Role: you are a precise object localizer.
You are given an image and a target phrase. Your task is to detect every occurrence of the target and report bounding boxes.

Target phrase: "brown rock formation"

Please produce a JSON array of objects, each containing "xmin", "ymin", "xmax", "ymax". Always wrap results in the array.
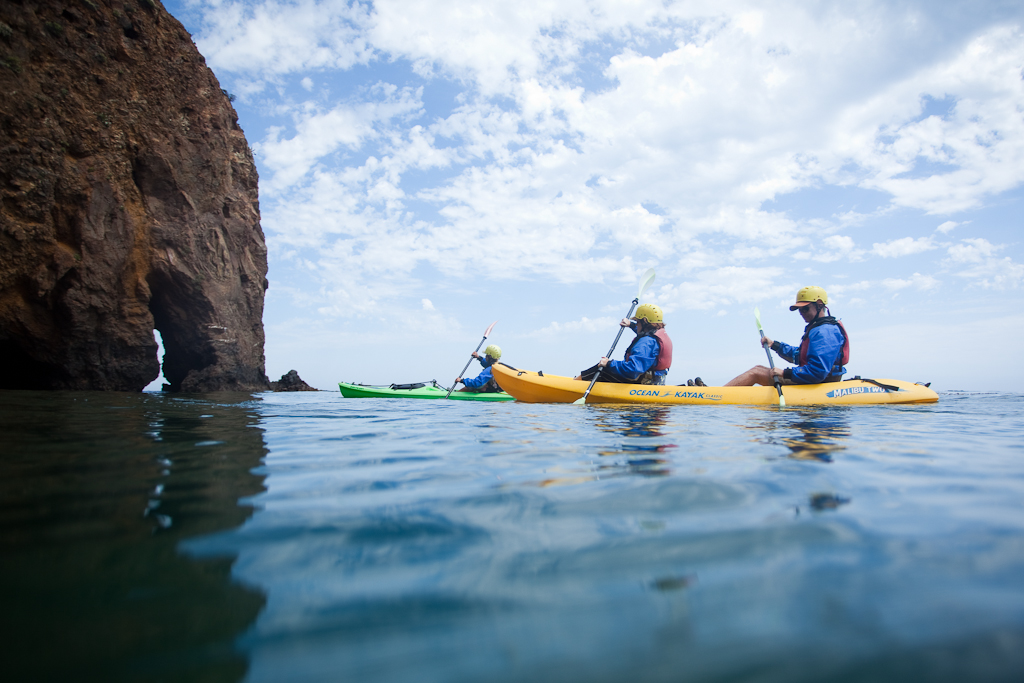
[
  {"xmin": 0, "ymin": 0, "xmax": 269, "ymax": 391},
  {"xmin": 270, "ymin": 370, "xmax": 318, "ymax": 392}
]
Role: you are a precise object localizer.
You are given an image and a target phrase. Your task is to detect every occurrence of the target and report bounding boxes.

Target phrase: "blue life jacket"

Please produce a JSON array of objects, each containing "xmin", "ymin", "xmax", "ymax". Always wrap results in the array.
[
  {"xmin": 773, "ymin": 317, "xmax": 848, "ymax": 384},
  {"xmin": 463, "ymin": 355, "xmax": 497, "ymax": 389},
  {"xmin": 609, "ymin": 325, "xmax": 667, "ymax": 380}
]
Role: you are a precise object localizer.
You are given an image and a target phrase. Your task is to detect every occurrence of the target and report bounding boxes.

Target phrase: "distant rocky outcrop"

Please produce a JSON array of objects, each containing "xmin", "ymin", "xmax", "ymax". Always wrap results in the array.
[
  {"xmin": 270, "ymin": 370, "xmax": 317, "ymax": 392},
  {"xmin": 0, "ymin": 0, "xmax": 269, "ymax": 391}
]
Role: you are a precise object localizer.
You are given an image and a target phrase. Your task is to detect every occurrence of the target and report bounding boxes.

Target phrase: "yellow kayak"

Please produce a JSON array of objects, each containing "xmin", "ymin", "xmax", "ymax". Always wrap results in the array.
[{"xmin": 492, "ymin": 364, "xmax": 938, "ymax": 406}]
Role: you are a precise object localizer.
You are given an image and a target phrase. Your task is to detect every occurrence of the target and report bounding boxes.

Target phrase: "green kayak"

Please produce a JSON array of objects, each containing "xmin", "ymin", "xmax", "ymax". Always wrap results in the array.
[{"xmin": 338, "ymin": 380, "xmax": 515, "ymax": 401}]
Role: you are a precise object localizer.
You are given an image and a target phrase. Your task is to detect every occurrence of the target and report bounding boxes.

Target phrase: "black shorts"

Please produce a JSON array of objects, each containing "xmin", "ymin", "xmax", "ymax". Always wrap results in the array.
[{"xmin": 579, "ymin": 364, "xmax": 639, "ymax": 384}]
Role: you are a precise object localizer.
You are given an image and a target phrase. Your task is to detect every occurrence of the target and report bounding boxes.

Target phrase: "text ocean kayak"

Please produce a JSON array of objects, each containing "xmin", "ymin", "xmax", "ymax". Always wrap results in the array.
[
  {"xmin": 492, "ymin": 364, "xmax": 938, "ymax": 406},
  {"xmin": 338, "ymin": 381, "xmax": 514, "ymax": 401}
]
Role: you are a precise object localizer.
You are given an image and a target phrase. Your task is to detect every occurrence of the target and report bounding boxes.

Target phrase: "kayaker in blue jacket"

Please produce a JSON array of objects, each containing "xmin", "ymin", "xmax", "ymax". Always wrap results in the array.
[
  {"xmin": 574, "ymin": 304, "xmax": 673, "ymax": 385},
  {"xmin": 456, "ymin": 345, "xmax": 503, "ymax": 393},
  {"xmin": 726, "ymin": 286, "xmax": 849, "ymax": 386}
]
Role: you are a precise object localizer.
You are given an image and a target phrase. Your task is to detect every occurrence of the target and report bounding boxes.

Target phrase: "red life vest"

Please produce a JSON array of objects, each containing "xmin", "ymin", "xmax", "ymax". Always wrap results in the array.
[
  {"xmin": 798, "ymin": 317, "xmax": 850, "ymax": 368},
  {"xmin": 625, "ymin": 328, "xmax": 673, "ymax": 371},
  {"xmin": 652, "ymin": 328, "xmax": 673, "ymax": 371}
]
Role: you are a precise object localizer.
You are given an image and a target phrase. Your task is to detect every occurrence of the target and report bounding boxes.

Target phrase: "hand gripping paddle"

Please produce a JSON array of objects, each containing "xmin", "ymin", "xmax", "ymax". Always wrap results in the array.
[
  {"xmin": 574, "ymin": 268, "xmax": 656, "ymax": 405},
  {"xmin": 754, "ymin": 307, "xmax": 785, "ymax": 407},
  {"xmin": 446, "ymin": 320, "xmax": 498, "ymax": 399}
]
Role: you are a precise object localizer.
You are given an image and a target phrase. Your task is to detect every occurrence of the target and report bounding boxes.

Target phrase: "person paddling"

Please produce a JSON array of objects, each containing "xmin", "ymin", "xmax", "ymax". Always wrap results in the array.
[
  {"xmin": 455, "ymin": 345, "xmax": 504, "ymax": 393},
  {"xmin": 725, "ymin": 286, "xmax": 849, "ymax": 387},
  {"xmin": 574, "ymin": 304, "xmax": 673, "ymax": 385}
]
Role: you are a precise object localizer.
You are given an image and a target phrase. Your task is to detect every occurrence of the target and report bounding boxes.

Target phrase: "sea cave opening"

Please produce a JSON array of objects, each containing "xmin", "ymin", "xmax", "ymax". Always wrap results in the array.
[{"xmin": 144, "ymin": 330, "xmax": 168, "ymax": 392}]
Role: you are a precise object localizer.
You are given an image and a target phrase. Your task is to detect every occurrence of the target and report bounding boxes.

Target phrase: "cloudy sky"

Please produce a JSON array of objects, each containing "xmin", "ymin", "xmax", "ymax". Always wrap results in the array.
[{"xmin": 159, "ymin": 0, "xmax": 1024, "ymax": 391}]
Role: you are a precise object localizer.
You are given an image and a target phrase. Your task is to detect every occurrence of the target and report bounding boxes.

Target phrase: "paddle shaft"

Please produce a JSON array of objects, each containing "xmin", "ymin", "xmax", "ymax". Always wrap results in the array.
[
  {"xmin": 579, "ymin": 298, "xmax": 639, "ymax": 403},
  {"xmin": 759, "ymin": 330, "xmax": 785, "ymax": 402},
  {"xmin": 445, "ymin": 336, "xmax": 490, "ymax": 399}
]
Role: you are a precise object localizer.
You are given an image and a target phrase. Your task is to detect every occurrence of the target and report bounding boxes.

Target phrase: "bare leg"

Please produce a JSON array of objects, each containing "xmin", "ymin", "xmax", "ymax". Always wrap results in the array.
[{"xmin": 724, "ymin": 365, "xmax": 775, "ymax": 387}]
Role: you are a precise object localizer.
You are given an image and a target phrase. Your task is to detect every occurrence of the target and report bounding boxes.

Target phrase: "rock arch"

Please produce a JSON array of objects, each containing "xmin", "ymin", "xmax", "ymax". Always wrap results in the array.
[{"xmin": 0, "ymin": 0, "xmax": 269, "ymax": 391}]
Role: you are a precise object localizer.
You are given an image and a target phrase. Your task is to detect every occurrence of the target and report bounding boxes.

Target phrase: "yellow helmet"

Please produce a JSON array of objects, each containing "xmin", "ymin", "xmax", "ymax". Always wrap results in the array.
[
  {"xmin": 484, "ymin": 344, "xmax": 502, "ymax": 360},
  {"xmin": 632, "ymin": 303, "xmax": 664, "ymax": 324},
  {"xmin": 790, "ymin": 286, "xmax": 828, "ymax": 311}
]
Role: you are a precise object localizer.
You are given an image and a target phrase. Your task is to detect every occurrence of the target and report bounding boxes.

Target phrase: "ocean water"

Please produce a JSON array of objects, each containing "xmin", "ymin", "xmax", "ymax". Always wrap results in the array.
[{"xmin": 2, "ymin": 390, "xmax": 1023, "ymax": 682}]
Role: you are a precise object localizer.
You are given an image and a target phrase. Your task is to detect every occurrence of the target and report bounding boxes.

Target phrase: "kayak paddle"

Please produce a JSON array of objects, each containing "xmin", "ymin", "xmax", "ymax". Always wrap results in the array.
[
  {"xmin": 574, "ymin": 268, "xmax": 656, "ymax": 405},
  {"xmin": 445, "ymin": 320, "xmax": 498, "ymax": 399},
  {"xmin": 754, "ymin": 307, "xmax": 786, "ymax": 407}
]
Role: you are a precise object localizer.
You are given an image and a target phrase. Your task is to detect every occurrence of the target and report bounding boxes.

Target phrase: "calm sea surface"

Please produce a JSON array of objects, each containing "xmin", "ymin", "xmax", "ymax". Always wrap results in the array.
[{"xmin": 2, "ymin": 390, "xmax": 1023, "ymax": 682}]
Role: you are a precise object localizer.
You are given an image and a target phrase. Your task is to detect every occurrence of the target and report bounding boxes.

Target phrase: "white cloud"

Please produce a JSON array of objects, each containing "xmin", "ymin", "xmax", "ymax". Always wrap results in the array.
[
  {"xmin": 881, "ymin": 273, "xmax": 941, "ymax": 292},
  {"xmin": 947, "ymin": 237, "xmax": 1000, "ymax": 264},
  {"xmin": 191, "ymin": 0, "xmax": 375, "ymax": 77},
  {"xmin": 831, "ymin": 26, "xmax": 1024, "ymax": 214},
  {"xmin": 814, "ymin": 235, "xmax": 861, "ymax": 263},
  {"xmin": 827, "ymin": 280, "xmax": 873, "ymax": 300},
  {"xmin": 660, "ymin": 266, "xmax": 791, "ymax": 311},
  {"xmin": 526, "ymin": 316, "xmax": 618, "ymax": 337},
  {"xmin": 185, "ymin": 0, "xmax": 1024, "ymax": 324},
  {"xmin": 421, "ymin": 298, "xmax": 435, "ymax": 310},
  {"xmin": 872, "ymin": 236, "xmax": 937, "ymax": 258},
  {"xmin": 255, "ymin": 84, "xmax": 426, "ymax": 193},
  {"xmin": 946, "ymin": 238, "xmax": 1024, "ymax": 289}
]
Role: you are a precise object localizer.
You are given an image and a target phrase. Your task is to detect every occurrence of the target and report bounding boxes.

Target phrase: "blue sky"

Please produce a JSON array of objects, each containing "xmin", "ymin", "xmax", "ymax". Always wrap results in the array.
[{"xmin": 154, "ymin": 0, "xmax": 1024, "ymax": 391}]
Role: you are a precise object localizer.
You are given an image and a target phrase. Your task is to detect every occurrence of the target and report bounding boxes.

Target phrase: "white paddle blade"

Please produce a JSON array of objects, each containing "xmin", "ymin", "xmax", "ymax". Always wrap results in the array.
[
  {"xmin": 638, "ymin": 268, "xmax": 656, "ymax": 299},
  {"xmin": 754, "ymin": 307, "xmax": 762, "ymax": 331},
  {"xmin": 484, "ymin": 320, "xmax": 498, "ymax": 338}
]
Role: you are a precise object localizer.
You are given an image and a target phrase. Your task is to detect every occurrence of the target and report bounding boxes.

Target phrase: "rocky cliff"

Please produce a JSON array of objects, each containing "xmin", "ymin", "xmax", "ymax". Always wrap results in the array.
[{"xmin": 0, "ymin": 0, "xmax": 269, "ymax": 391}]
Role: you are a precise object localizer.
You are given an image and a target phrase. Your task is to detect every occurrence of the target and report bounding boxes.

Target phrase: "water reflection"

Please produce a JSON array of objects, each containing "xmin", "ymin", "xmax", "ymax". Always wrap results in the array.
[
  {"xmin": 750, "ymin": 407, "xmax": 851, "ymax": 463},
  {"xmin": 0, "ymin": 391, "xmax": 267, "ymax": 682},
  {"xmin": 593, "ymin": 405, "xmax": 672, "ymax": 438},
  {"xmin": 651, "ymin": 574, "xmax": 697, "ymax": 592},
  {"xmin": 594, "ymin": 406, "xmax": 675, "ymax": 476},
  {"xmin": 808, "ymin": 492, "xmax": 851, "ymax": 511},
  {"xmin": 532, "ymin": 407, "xmax": 676, "ymax": 486}
]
